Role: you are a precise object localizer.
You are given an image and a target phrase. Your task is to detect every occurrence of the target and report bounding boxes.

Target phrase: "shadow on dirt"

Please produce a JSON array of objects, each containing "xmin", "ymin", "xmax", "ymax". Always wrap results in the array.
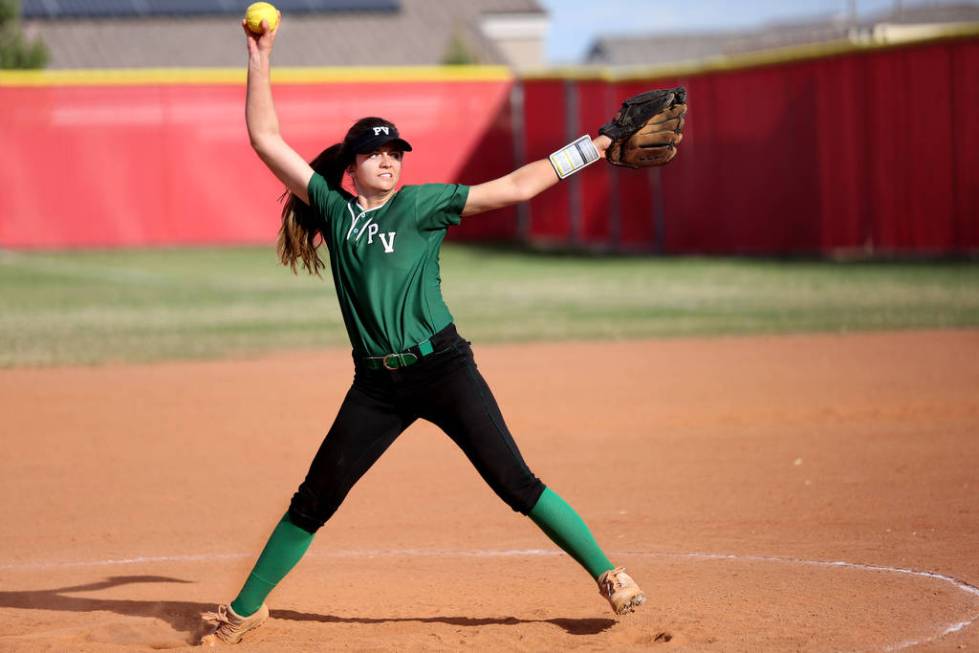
[
  {"xmin": 0, "ymin": 575, "xmax": 617, "ymax": 644},
  {"xmin": 273, "ymin": 608, "xmax": 617, "ymax": 635}
]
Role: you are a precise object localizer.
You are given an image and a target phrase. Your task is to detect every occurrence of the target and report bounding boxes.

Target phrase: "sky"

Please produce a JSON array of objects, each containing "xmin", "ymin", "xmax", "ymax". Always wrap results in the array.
[{"xmin": 536, "ymin": 0, "xmax": 967, "ymax": 63}]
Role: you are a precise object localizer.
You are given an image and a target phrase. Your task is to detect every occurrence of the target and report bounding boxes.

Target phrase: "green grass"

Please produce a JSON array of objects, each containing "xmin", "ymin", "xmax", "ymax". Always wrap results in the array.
[{"xmin": 1, "ymin": 245, "xmax": 977, "ymax": 367}]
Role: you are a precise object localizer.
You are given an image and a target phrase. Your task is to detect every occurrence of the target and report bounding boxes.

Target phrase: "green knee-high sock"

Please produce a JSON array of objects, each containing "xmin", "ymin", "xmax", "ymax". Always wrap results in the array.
[
  {"xmin": 230, "ymin": 513, "xmax": 314, "ymax": 617},
  {"xmin": 528, "ymin": 487, "xmax": 615, "ymax": 580}
]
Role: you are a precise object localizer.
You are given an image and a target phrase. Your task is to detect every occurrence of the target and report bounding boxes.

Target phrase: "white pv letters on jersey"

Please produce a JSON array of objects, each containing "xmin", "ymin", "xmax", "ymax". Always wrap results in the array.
[{"xmin": 345, "ymin": 205, "xmax": 396, "ymax": 253}]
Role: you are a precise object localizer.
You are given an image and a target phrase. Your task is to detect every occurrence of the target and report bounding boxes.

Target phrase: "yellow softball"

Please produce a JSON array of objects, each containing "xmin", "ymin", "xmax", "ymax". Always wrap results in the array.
[{"xmin": 245, "ymin": 2, "xmax": 280, "ymax": 34}]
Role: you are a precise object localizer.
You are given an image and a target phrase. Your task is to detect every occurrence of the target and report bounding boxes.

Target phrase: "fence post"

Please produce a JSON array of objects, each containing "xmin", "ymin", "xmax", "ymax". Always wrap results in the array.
[
  {"xmin": 607, "ymin": 81, "xmax": 622, "ymax": 253},
  {"xmin": 510, "ymin": 80, "xmax": 531, "ymax": 244},
  {"xmin": 564, "ymin": 78, "xmax": 582, "ymax": 247},
  {"xmin": 650, "ymin": 167, "xmax": 665, "ymax": 254}
]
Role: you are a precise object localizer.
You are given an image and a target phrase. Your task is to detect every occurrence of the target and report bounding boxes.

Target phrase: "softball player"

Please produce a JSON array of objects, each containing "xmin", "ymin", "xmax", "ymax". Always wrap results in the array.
[{"xmin": 200, "ymin": 15, "xmax": 645, "ymax": 645}]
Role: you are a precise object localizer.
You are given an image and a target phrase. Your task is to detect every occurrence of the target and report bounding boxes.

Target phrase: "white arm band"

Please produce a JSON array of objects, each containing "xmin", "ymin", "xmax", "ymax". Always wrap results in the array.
[{"xmin": 549, "ymin": 135, "xmax": 601, "ymax": 179}]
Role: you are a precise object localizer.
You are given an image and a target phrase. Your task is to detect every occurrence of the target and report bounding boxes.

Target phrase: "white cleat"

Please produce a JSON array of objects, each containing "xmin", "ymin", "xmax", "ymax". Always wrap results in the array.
[
  {"xmin": 597, "ymin": 567, "xmax": 646, "ymax": 615},
  {"xmin": 200, "ymin": 603, "xmax": 269, "ymax": 646}
]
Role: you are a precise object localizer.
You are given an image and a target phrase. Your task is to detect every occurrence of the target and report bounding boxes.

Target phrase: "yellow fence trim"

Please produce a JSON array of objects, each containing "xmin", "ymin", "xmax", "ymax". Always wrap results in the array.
[
  {"xmin": 0, "ymin": 65, "xmax": 513, "ymax": 87},
  {"xmin": 1, "ymin": 24, "xmax": 975, "ymax": 88},
  {"xmin": 521, "ymin": 23, "xmax": 979, "ymax": 82}
]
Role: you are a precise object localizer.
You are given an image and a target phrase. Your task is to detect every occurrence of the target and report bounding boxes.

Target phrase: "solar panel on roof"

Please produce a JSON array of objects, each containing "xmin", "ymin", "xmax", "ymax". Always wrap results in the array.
[{"xmin": 21, "ymin": 0, "xmax": 400, "ymax": 19}]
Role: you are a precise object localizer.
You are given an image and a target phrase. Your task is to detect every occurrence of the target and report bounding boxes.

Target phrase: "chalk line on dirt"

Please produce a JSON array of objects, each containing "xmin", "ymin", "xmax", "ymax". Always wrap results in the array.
[
  {"xmin": 1, "ymin": 548, "xmax": 976, "ymax": 652},
  {"xmin": 0, "ymin": 549, "xmax": 560, "ymax": 570},
  {"xmin": 636, "ymin": 551, "xmax": 979, "ymax": 652}
]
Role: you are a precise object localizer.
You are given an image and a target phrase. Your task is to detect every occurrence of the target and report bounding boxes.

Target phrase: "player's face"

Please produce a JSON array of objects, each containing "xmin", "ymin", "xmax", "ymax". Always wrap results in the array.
[{"xmin": 351, "ymin": 145, "xmax": 403, "ymax": 194}]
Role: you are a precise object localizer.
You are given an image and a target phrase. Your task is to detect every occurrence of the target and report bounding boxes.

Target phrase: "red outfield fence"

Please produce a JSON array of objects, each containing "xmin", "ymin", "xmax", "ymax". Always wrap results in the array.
[
  {"xmin": 1, "ymin": 31, "xmax": 977, "ymax": 254},
  {"xmin": 0, "ymin": 68, "xmax": 519, "ymax": 248},
  {"xmin": 519, "ymin": 32, "xmax": 979, "ymax": 254}
]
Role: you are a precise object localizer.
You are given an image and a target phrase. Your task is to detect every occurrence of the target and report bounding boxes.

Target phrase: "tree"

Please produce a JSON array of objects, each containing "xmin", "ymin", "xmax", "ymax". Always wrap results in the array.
[
  {"xmin": 441, "ymin": 27, "xmax": 478, "ymax": 66},
  {"xmin": 0, "ymin": 0, "xmax": 49, "ymax": 69}
]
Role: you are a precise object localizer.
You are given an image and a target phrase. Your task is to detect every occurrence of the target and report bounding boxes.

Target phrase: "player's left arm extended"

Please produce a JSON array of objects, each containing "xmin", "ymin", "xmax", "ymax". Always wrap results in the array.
[{"xmin": 461, "ymin": 135, "xmax": 612, "ymax": 218}]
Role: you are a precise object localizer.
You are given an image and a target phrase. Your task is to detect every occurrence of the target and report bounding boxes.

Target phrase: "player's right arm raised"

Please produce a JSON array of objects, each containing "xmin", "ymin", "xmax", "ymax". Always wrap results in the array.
[{"xmin": 243, "ymin": 16, "xmax": 314, "ymax": 205}]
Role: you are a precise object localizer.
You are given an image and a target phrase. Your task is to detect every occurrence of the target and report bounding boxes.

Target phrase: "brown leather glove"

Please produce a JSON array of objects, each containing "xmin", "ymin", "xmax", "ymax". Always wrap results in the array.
[{"xmin": 600, "ymin": 87, "xmax": 687, "ymax": 168}]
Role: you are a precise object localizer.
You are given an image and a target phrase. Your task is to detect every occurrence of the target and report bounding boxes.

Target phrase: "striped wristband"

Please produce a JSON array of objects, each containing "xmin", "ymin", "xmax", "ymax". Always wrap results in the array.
[{"xmin": 549, "ymin": 135, "xmax": 601, "ymax": 179}]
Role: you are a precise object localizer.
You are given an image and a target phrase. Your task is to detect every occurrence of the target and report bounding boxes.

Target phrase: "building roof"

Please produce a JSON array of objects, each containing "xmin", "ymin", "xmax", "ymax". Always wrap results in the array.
[
  {"xmin": 21, "ymin": 0, "xmax": 400, "ymax": 20},
  {"xmin": 585, "ymin": 2, "xmax": 979, "ymax": 67},
  {"xmin": 22, "ymin": 0, "xmax": 545, "ymax": 68},
  {"xmin": 587, "ymin": 32, "xmax": 736, "ymax": 67},
  {"xmin": 883, "ymin": 2, "xmax": 979, "ymax": 23}
]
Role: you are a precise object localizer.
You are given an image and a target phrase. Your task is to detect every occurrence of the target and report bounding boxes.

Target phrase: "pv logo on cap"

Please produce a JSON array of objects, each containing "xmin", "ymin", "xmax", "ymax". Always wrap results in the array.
[{"xmin": 373, "ymin": 127, "xmax": 390, "ymax": 136}]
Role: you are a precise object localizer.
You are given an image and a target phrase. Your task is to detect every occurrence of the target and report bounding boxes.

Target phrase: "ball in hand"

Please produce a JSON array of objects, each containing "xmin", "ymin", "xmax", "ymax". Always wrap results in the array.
[{"xmin": 245, "ymin": 2, "xmax": 279, "ymax": 34}]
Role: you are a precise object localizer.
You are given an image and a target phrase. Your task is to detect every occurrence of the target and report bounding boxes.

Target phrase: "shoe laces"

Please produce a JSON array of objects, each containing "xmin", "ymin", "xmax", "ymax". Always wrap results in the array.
[
  {"xmin": 202, "ymin": 604, "xmax": 240, "ymax": 633},
  {"xmin": 600, "ymin": 567, "xmax": 627, "ymax": 596}
]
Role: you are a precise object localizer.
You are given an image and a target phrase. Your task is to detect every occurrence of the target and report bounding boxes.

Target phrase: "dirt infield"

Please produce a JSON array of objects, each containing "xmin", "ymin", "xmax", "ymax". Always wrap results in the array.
[{"xmin": 1, "ymin": 330, "xmax": 977, "ymax": 652}]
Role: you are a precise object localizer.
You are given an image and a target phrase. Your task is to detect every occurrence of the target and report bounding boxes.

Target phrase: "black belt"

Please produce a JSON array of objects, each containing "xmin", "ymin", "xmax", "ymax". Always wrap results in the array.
[{"xmin": 362, "ymin": 324, "xmax": 458, "ymax": 370}]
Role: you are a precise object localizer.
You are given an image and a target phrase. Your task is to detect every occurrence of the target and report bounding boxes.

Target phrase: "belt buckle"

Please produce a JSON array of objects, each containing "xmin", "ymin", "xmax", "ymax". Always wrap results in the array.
[
  {"xmin": 382, "ymin": 352, "xmax": 418, "ymax": 370},
  {"xmin": 382, "ymin": 354, "xmax": 400, "ymax": 370}
]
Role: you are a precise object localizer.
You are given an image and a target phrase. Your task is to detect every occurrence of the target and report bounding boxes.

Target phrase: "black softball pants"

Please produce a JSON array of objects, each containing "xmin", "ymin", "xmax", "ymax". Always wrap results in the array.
[{"xmin": 287, "ymin": 324, "xmax": 546, "ymax": 534}]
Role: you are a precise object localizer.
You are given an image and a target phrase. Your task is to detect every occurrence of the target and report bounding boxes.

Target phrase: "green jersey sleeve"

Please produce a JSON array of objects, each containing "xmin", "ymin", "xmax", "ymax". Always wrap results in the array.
[
  {"xmin": 414, "ymin": 183, "xmax": 470, "ymax": 231},
  {"xmin": 306, "ymin": 172, "xmax": 351, "ymax": 220}
]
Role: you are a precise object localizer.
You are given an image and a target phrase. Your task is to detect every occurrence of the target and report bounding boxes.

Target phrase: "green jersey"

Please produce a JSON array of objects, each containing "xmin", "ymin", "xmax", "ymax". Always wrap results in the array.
[{"xmin": 306, "ymin": 172, "xmax": 470, "ymax": 357}]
